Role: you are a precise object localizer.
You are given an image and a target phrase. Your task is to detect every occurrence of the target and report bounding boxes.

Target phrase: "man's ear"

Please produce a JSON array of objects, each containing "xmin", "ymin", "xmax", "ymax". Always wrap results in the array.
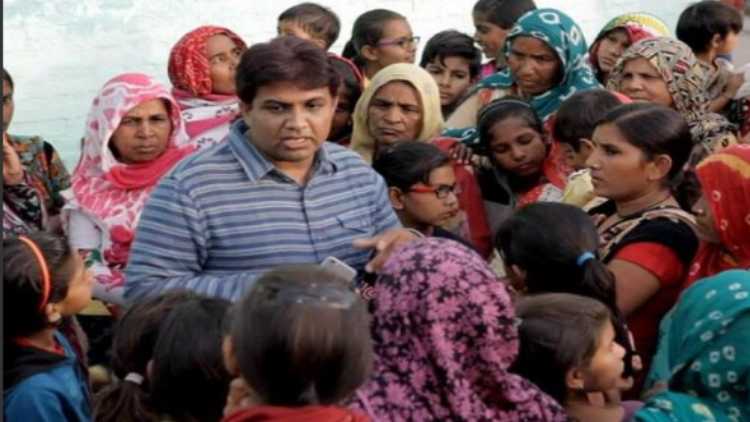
[
  {"xmin": 239, "ymin": 101, "xmax": 252, "ymax": 115},
  {"xmin": 388, "ymin": 187, "xmax": 406, "ymax": 210}
]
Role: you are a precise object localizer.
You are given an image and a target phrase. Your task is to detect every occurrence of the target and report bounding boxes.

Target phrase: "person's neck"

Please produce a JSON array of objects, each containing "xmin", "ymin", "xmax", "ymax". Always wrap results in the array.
[
  {"xmin": 614, "ymin": 187, "xmax": 672, "ymax": 217},
  {"xmin": 397, "ymin": 213, "xmax": 433, "ymax": 235},
  {"xmin": 696, "ymin": 50, "xmax": 718, "ymax": 69},
  {"xmin": 19, "ymin": 328, "xmax": 58, "ymax": 353},
  {"xmin": 364, "ymin": 63, "xmax": 382, "ymax": 80},
  {"xmin": 273, "ymin": 158, "xmax": 316, "ymax": 186},
  {"xmin": 565, "ymin": 395, "xmax": 624, "ymax": 422}
]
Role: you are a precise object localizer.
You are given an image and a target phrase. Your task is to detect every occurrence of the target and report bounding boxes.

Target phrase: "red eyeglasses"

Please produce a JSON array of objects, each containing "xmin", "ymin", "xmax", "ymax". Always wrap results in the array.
[{"xmin": 409, "ymin": 183, "xmax": 460, "ymax": 199}]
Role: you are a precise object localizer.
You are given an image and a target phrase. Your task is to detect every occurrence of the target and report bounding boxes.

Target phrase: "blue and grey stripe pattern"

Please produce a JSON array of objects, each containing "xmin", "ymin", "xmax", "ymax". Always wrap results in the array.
[{"xmin": 124, "ymin": 120, "xmax": 399, "ymax": 302}]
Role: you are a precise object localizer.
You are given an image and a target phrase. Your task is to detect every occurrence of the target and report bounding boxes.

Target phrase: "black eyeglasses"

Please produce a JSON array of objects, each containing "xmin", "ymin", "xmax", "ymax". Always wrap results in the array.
[
  {"xmin": 376, "ymin": 36, "xmax": 421, "ymax": 49},
  {"xmin": 409, "ymin": 183, "xmax": 460, "ymax": 199}
]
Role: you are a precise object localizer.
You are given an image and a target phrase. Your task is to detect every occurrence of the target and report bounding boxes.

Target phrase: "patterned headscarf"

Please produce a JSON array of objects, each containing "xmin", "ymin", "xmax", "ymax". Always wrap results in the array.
[
  {"xmin": 686, "ymin": 145, "xmax": 750, "ymax": 286},
  {"xmin": 589, "ymin": 12, "xmax": 670, "ymax": 82},
  {"xmin": 607, "ymin": 37, "xmax": 737, "ymax": 162},
  {"xmin": 353, "ymin": 238, "xmax": 567, "ymax": 421},
  {"xmin": 475, "ymin": 8, "xmax": 600, "ymax": 121},
  {"xmin": 637, "ymin": 270, "xmax": 750, "ymax": 422},
  {"xmin": 350, "ymin": 63, "xmax": 444, "ymax": 164},
  {"xmin": 64, "ymin": 73, "xmax": 195, "ymax": 279},
  {"xmin": 168, "ymin": 25, "xmax": 247, "ymax": 97}
]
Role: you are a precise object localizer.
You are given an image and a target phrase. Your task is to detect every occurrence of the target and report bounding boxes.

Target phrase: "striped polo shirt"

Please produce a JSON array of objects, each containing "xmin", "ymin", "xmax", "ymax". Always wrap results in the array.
[{"xmin": 124, "ymin": 120, "xmax": 399, "ymax": 302}]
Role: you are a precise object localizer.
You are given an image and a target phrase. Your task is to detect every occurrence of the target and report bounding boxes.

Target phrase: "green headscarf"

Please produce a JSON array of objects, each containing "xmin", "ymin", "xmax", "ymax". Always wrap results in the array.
[
  {"xmin": 636, "ymin": 270, "xmax": 750, "ymax": 422},
  {"xmin": 443, "ymin": 8, "xmax": 600, "ymax": 144},
  {"xmin": 475, "ymin": 8, "xmax": 599, "ymax": 120}
]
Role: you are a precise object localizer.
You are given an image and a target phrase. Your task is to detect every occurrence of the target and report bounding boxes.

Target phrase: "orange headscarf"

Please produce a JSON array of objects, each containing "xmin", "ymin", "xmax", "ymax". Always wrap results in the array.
[{"xmin": 686, "ymin": 145, "xmax": 750, "ymax": 285}]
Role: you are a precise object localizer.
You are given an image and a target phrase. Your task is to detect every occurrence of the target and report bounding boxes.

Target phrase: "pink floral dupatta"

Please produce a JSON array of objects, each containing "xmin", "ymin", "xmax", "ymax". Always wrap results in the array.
[
  {"xmin": 352, "ymin": 238, "xmax": 567, "ymax": 421},
  {"xmin": 65, "ymin": 73, "xmax": 195, "ymax": 287}
]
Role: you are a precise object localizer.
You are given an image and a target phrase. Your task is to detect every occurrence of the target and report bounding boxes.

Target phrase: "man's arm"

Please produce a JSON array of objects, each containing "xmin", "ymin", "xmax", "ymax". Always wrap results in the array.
[{"xmin": 124, "ymin": 175, "xmax": 259, "ymax": 302}]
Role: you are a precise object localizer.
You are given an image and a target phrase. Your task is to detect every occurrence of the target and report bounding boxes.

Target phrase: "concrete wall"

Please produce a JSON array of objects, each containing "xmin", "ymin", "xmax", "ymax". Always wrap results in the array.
[{"xmin": 3, "ymin": 0, "xmax": 694, "ymax": 167}]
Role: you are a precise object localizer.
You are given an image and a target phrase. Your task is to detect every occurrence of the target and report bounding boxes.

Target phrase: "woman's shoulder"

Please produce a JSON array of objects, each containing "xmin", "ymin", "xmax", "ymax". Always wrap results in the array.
[{"xmin": 622, "ymin": 213, "xmax": 699, "ymax": 264}]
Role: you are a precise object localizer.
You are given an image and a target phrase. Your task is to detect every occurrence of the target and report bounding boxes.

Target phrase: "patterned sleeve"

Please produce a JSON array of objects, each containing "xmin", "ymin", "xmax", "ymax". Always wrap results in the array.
[
  {"xmin": 3, "ymin": 180, "xmax": 44, "ymax": 231},
  {"xmin": 42, "ymin": 141, "xmax": 72, "ymax": 214}
]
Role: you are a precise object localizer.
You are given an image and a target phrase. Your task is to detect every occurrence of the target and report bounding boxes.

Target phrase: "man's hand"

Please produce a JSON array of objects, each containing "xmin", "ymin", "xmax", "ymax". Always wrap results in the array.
[
  {"xmin": 353, "ymin": 228, "xmax": 420, "ymax": 272},
  {"xmin": 3, "ymin": 137, "xmax": 23, "ymax": 185}
]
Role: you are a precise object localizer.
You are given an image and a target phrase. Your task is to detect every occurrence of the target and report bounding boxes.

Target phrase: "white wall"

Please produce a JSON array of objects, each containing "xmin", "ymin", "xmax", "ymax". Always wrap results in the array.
[{"xmin": 3, "ymin": 0, "xmax": 694, "ymax": 167}]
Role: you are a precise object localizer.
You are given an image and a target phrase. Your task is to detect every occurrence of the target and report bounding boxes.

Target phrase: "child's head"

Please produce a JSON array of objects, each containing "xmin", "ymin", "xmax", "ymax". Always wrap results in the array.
[
  {"xmin": 277, "ymin": 3, "xmax": 340, "ymax": 50},
  {"xmin": 676, "ymin": 0, "xmax": 743, "ymax": 56},
  {"xmin": 328, "ymin": 55, "xmax": 364, "ymax": 143},
  {"xmin": 511, "ymin": 293, "xmax": 626, "ymax": 404},
  {"xmin": 472, "ymin": 0, "xmax": 537, "ymax": 60},
  {"xmin": 420, "ymin": 30, "xmax": 481, "ymax": 113},
  {"xmin": 553, "ymin": 89, "xmax": 624, "ymax": 170},
  {"xmin": 348, "ymin": 9, "xmax": 416, "ymax": 75},
  {"xmin": 373, "ymin": 141, "xmax": 460, "ymax": 232},
  {"xmin": 478, "ymin": 98, "xmax": 548, "ymax": 178},
  {"xmin": 149, "ymin": 296, "xmax": 232, "ymax": 422},
  {"xmin": 229, "ymin": 265, "xmax": 371, "ymax": 406},
  {"xmin": 496, "ymin": 202, "xmax": 615, "ymax": 305},
  {"xmin": 3, "ymin": 233, "xmax": 92, "ymax": 338},
  {"xmin": 93, "ymin": 291, "xmax": 195, "ymax": 422}
]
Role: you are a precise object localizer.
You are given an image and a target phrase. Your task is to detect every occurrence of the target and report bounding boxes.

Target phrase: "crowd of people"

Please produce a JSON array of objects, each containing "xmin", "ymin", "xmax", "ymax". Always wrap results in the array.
[{"xmin": 3, "ymin": 0, "xmax": 750, "ymax": 421}]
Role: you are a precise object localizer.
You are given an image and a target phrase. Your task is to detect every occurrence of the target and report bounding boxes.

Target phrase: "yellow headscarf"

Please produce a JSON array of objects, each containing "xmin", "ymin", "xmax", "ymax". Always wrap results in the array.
[{"xmin": 350, "ymin": 63, "xmax": 444, "ymax": 164}]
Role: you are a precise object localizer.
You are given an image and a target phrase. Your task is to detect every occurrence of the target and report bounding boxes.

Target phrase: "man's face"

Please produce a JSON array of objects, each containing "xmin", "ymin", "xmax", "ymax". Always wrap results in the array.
[{"xmin": 241, "ymin": 81, "xmax": 336, "ymax": 169}]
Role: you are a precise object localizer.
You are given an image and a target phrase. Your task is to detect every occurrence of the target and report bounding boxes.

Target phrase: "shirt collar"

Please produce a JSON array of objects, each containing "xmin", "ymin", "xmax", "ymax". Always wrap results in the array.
[{"xmin": 228, "ymin": 120, "xmax": 338, "ymax": 183}]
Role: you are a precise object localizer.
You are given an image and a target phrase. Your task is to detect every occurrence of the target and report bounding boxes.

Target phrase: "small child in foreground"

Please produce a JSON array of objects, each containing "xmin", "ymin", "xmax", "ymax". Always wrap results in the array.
[{"xmin": 4, "ymin": 233, "xmax": 94, "ymax": 422}]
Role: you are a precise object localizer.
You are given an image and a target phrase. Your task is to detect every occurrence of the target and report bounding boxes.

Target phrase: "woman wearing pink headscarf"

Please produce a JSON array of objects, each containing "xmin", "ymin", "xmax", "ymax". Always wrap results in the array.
[
  {"xmin": 352, "ymin": 237, "xmax": 567, "ymax": 421},
  {"xmin": 168, "ymin": 26, "xmax": 248, "ymax": 148},
  {"xmin": 63, "ymin": 73, "xmax": 195, "ymax": 304}
]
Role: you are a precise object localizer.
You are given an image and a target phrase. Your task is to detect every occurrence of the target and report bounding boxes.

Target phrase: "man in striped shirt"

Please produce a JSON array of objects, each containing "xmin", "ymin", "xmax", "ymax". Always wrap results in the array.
[{"xmin": 124, "ymin": 37, "xmax": 415, "ymax": 302}]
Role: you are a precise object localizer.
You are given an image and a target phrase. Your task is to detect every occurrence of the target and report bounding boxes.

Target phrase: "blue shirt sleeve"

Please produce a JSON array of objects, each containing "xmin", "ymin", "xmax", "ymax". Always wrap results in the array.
[
  {"xmin": 5, "ymin": 386, "xmax": 84, "ymax": 422},
  {"xmin": 369, "ymin": 171, "xmax": 401, "ymax": 235},
  {"xmin": 124, "ymin": 174, "xmax": 259, "ymax": 302}
]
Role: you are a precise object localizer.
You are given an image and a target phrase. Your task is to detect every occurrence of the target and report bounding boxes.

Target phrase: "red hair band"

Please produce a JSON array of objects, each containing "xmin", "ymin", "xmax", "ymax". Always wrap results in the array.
[{"xmin": 17, "ymin": 236, "xmax": 52, "ymax": 311}]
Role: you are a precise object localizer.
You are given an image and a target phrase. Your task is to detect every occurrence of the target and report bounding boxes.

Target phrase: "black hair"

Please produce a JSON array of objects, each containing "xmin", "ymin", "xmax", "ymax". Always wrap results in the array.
[
  {"xmin": 477, "ymin": 97, "xmax": 543, "ymax": 154},
  {"xmin": 344, "ymin": 9, "xmax": 407, "ymax": 68},
  {"xmin": 511, "ymin": 293, "xmax": 612, "ymax": 404},
  {"xmin": 278, "ymin": 2, "xmax": 341, "ymax": 49},
  {"xmin": 473, "ymin": 0, "xmax": 537, "ymax": 29},
  {"xmin": 373, "ymin": 141, "xmax": 452, "ymax": 191},
  {"xmin": 596, "ymin": 103, "xmax": 693, "ymax": 207},
  {"xmin": 328, "ymin": 56, "xmax": 363, "ymax": 142},
  {"xmin": 676, "ymin": 0, "xmax": 743, "ymax": 54},
  {"xmin": 496, "ymin": 202, "xmax": 635, "ymax": 376},
  {"xmin": 330, "ymin": 56, "xmax": 363, "ymax": 110},
  {"xmin": 93, "ymin": 291, "xmax": 197, "ymax": 422},
  {"xmin": 2, "ymin": 67, "xmax": 13, "ymax": 90},
  {"xmin": 149, "ymin": 296, "xmax": 233, "ymax": 422},
  {"xmin": 232, "ymin": 265, "xmax": 372, "ymax": 406},
  {"xmin": 3, "ymin": 233, "xmax": 77, "ymax": 338},
  {"xmin": 553, "ymin": 89, "xmax": 623, "ymax": 151},
  {"xmin": 236, "ymin": 36, "xmax": 339, "ymax": 105},
  {"xmin": 420, "ymin": 30, "xmax": 482, "ymax": 79}
]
